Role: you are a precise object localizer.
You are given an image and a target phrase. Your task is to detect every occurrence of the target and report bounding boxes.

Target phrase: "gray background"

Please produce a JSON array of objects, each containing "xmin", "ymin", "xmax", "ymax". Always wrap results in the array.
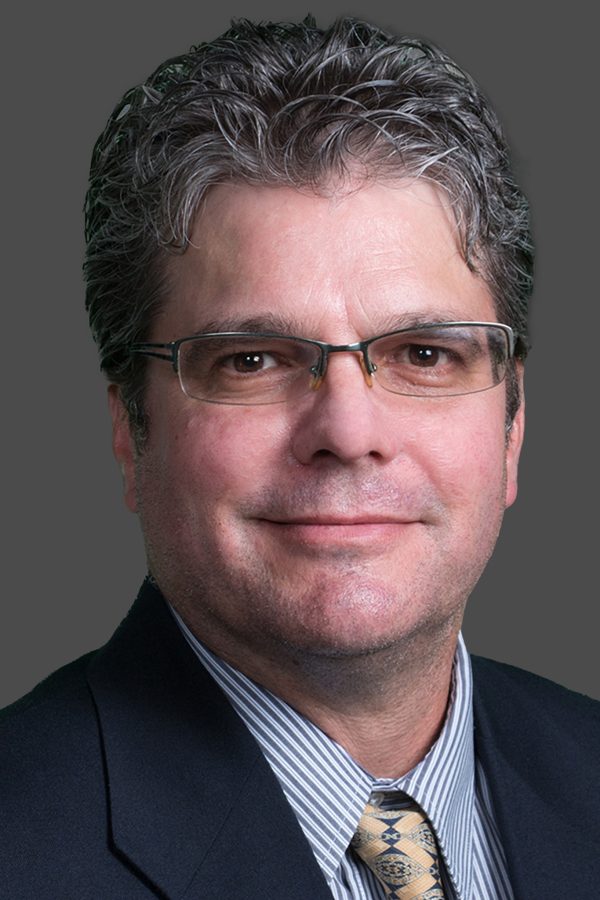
[{"xmin": 3, "ymin": 1, "xmax": 598, "ymax": 708}]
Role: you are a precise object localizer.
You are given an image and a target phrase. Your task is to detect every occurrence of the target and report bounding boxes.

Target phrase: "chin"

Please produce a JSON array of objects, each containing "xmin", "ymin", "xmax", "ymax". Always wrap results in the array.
[{"xmin": 269, "ymin": 582, "xmax": 458, "ymax": 661}]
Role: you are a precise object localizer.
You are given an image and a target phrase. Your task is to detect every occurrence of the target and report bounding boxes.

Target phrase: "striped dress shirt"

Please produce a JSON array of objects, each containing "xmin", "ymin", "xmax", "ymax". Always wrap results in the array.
[{"xmin": 172, "ymin": 609, "xmax": 513, "ymax": 899}]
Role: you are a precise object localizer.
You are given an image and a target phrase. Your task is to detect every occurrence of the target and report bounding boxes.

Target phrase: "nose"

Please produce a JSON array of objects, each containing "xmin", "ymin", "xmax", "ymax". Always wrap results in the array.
[{"xmin": 291, "ymin": 351, "xmax": 398, "ymax": 465}]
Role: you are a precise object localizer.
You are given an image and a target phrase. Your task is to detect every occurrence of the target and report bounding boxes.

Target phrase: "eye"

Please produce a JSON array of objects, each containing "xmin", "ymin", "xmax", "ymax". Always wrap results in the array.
[
  {"xmin": 227, "ymin": 351, "xmax": 278, "ymax": 374},
  {"xmin": 408, "ymin": 345, "xmax": 445, "ymax": 367}
]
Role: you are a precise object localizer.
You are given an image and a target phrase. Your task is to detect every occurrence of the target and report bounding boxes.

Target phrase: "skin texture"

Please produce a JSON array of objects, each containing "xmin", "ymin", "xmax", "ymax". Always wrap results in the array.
[{"xmin": 110, "ymin": 180, "xmax": 525, "ymax": 776}]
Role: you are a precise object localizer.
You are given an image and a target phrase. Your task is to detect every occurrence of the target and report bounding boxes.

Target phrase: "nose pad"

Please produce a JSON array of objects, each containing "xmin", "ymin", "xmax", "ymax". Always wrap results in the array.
[
  {"xmin": 310, "ymin": 349, "xmax": 374, "ymax": 391},
  {"xmin": 358, "ymin": 352, "xmax": 374, "ymax": 388}
]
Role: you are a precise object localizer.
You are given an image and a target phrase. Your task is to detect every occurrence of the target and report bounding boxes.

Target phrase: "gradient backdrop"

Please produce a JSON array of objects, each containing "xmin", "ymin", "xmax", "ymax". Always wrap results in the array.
[{"xmin": 3, "ymin": 1, "xmax": 597, "ymax": 706}]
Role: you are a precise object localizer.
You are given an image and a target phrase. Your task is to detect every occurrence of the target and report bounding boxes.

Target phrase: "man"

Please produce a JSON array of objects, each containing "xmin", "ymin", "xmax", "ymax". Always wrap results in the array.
[{"xmin": 1, "ymin": 16, "xmax": 598, "ymax": 899}]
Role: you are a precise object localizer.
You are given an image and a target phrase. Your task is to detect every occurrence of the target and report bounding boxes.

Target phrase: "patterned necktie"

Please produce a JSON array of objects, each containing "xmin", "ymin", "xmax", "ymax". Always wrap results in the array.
[{"xmin": 351, "ymin": 795, "xmax": 446, "ymax": 899}]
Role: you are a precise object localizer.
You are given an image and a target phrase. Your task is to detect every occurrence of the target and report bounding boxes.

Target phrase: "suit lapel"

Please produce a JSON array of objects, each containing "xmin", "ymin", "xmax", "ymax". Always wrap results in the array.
[
  {"xmin": 87, "ymin": 581, "xmax": 330, "ymax": 899},
  {"xmin": 472, "ymin": 656, "xmax": 599, "ymax": 899}
]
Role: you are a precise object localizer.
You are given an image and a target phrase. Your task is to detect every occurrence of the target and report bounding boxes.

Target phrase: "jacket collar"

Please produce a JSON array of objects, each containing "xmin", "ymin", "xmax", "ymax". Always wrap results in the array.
[
  {"xmin": 472, "ymin": 655, "xmax": 599, "ymax": 898},
  {"xmin": 87, "ymin": 580, "xmax": 330, "ymax": 899},
  {"xmin": 88, "ymin": 583, "xmax": 598, "ymax": 898}
]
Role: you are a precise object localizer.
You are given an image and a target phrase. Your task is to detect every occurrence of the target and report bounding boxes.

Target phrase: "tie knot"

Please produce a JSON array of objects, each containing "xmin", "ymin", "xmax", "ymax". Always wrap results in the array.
[{"xmin": 351, "ymin": 797, "xmax": 446, "ymax": 899}]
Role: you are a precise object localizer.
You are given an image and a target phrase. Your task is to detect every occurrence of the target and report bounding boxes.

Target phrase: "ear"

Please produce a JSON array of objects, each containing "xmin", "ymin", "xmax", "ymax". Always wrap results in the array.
[
  {"xmin": 108, "ymin": 384, "xmax": 138, "ymax": 513},
  {"xmin": 504, "ymin": 366, "xmax": 525, "ymax": 509}
]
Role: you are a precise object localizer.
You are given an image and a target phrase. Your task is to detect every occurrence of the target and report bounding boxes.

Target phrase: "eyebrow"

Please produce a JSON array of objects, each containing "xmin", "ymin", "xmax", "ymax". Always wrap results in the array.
[
  {"xmin": 375, "ymin": 310, "xmax": 484, "ymax": 334},
  {"xmin": 191, "ymin": 315, "xmax": 311, "ymax": 336},
  {"xmin": 189, "ymin": 309, "xmax": 488, "ymax": 339}
]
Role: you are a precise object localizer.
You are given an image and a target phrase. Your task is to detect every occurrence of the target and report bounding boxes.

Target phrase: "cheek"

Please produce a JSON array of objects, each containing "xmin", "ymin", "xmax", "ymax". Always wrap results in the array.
[
  {"xmin": 414, "ymin": 401, "xmax": 508, "ymax": 509},
  {"xmin": 155, "ymin": 406, "xmax": 291, "ymax": 509}
]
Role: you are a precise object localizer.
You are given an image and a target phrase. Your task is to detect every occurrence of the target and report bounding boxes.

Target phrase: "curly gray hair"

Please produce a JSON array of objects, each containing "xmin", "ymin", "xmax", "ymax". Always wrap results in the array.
[{"xmin": 84, "ymin": 16, "xmax": 532, "ymax": 443}]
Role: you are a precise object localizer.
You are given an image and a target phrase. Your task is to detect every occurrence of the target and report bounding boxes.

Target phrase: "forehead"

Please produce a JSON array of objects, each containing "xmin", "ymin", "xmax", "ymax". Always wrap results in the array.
[{"xmin": 159, "ymin": 180, "xmax": 496, "ymax": 340}]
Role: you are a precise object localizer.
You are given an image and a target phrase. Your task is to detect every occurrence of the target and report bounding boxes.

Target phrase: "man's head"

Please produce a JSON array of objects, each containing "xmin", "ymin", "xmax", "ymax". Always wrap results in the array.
[
  {"xmin": 86, "ymin": 17, "xmax": 531, "ymax": 682},
  {"xmin": 85, "ymin": 16, "xmax": 532, "ymax": 446}
]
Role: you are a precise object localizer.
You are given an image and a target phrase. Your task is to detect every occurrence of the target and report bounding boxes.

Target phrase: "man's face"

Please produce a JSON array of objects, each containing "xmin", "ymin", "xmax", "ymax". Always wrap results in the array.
[{"xmin": 111, "ymin": 180, "xmax": 524, "ymax": 668}]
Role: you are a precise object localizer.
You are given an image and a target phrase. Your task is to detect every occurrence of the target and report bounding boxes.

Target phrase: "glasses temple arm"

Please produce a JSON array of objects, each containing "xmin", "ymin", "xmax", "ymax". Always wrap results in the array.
[{"xmin": 131, "ymin": 347, "xmax": 175, "ymax": 363}]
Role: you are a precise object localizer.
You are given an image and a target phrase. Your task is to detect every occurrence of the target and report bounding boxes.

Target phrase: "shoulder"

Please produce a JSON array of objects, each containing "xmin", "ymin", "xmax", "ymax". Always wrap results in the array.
[
  {"xmin": 1, "ymin": 650, "xmax": 98, "ymax": 741},
  {"xmin": 470, "ymin": 662, "xmax": 600, "ymax": 896},
  {"xmin": 472, "ymin": 654, "xmax": 599, "ymax": 706},
  {"xmin": 471, "ymin": 654, "xmax": 599, "ymax": 775},
  {"xmin": 0, "ymin": 651, "xmax": 117, "ymax": 894},
  {"xmin": 471, "ymin": 654, "xmax": 599, "ymax": 723},
  {"xmin": 0, "ymin": 650, "xmax": 102, "ymax": 802}
]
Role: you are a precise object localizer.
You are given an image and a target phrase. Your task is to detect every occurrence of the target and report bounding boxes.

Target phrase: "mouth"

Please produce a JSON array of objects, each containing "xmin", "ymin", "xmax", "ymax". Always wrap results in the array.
[
  {"xmin": 266, "ymin": 514, "xmax": 411, "ymax": 525},
  {"xmin": 256, "ymin": 515, "xmax": 420, "ymax": 550}
]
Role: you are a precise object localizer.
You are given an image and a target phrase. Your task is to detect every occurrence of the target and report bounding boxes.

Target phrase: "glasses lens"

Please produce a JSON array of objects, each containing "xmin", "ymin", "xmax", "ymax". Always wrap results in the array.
[
  {"xmin": 370, "ymin": 324, "xmax": 511, "ymax": 397},
  {"xmin": 178, "ymin": 335, "xmax": 320, "ymax": 404}
]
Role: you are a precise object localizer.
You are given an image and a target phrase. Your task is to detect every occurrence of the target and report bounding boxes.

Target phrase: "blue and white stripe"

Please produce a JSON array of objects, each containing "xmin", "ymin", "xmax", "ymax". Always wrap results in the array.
[{"xmin": 172, "ymin": 609, "xmax": 512, "ymax": 899}]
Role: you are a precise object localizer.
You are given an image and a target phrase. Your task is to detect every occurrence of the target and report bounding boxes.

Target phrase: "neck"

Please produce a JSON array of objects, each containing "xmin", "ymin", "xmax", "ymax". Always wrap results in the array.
[
  {"xmin": 254, "ymin": 628, "xmax": 457, "ymax": 778},
  {"xmin": 176, "ymin": 599, "xmax": 460, "ymax": 778}
]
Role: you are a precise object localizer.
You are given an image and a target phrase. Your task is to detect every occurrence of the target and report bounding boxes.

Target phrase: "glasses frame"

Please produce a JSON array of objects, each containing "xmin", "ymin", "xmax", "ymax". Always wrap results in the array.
[{"xmin": 130, "ymin": 321, "xmax": 516, "ymax": 403}]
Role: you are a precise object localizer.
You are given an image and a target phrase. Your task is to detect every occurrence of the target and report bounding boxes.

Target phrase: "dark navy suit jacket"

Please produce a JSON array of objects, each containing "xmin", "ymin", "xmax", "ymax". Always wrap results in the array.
[{"xmin": 2, "ymin": 580, "xmax": 599, "ymax": 898}]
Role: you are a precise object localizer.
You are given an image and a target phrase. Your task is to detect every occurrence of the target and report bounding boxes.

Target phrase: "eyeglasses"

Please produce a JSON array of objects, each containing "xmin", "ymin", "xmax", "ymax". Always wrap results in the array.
[{"xmin": 131, "ymin": 321, "xmax": 516, "ymax": 406}]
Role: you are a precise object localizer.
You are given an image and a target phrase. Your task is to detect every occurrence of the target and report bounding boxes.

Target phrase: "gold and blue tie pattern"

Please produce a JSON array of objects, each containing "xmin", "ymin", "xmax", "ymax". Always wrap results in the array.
[{"xmin": 351, "ymin": 797, "xmax": 446, "ymax": 899}]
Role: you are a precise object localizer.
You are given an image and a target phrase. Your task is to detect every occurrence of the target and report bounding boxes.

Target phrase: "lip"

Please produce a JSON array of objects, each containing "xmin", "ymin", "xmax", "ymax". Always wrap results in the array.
[
  {"xmin": 256, "ymin": 516, "xmax": 419, "ymax": 548},
  {"xmin": 261, "ymin": 514, "xmax": 416, "ymax": 526}
]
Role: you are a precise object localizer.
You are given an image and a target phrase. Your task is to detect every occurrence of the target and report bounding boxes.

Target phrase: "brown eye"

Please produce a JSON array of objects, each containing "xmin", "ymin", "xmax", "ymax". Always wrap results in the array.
[
  {"xmin": 233, "ymin": 353, "xmax": 264, "ymax": 372},
  {"xmin": 408, "ymin": 345, "xmax": 441, "ymax": 367},
  {"xmin": 229, "ymin": 352, "xmax": 278, "ymax": 373}
]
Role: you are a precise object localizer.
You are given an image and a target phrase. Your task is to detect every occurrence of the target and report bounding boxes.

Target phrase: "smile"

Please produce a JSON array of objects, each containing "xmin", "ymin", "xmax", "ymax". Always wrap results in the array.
[{"xmin": 257, "ymin": 517, "xmax": 420, "ymax": 549}]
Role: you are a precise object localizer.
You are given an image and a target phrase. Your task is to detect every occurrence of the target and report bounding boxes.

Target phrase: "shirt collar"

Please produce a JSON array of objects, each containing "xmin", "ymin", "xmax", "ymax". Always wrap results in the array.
[{"xmin": 171, "ymin": 607, "xmax": 474, "ymax": 899}]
